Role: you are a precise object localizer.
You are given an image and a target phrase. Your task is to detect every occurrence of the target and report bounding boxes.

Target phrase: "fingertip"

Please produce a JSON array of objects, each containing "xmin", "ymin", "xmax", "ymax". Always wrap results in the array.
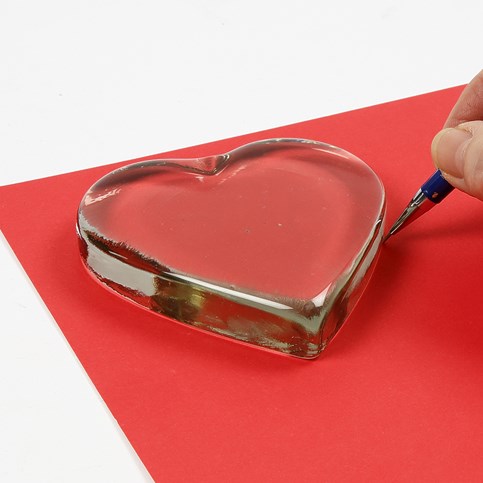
[
  {"xmin": 431, "ymin": 128, "xmax": 451, "ymax": 166},
  {"xmin": 431, "ymin": 127, "xmax": 472, "ymax": 178}
]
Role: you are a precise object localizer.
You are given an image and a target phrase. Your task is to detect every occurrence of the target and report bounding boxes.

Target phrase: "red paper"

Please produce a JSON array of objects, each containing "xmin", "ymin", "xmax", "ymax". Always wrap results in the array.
[{"xmin": 2, "ymin": 86, "xmax": 483, "ymax": 481}]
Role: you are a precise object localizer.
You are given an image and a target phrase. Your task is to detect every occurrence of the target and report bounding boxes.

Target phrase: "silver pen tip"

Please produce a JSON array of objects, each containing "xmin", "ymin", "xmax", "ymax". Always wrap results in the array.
[
  {"xmin": 384, "ymin": 207, "xmax": 413, "ymax": 242},
  {"xmin": 383, "ymin": 232, "xmax": 392, "ymax": 243},
  {"xmin": 384, "ymin": 190, "xmax": 433, "ymax": 242}
]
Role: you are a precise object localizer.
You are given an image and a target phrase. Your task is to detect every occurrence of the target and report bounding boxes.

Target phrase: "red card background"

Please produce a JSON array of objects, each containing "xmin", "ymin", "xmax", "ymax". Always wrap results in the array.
[{"xmin": 1, "ymin": 86, "xmax": 483, "ymax": 482}]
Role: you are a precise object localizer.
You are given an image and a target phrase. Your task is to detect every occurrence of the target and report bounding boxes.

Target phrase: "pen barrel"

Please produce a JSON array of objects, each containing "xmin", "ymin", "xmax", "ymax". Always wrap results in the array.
[{"xmin": 421, "ymin": 170, "xmax": 455, "ymax": 203}]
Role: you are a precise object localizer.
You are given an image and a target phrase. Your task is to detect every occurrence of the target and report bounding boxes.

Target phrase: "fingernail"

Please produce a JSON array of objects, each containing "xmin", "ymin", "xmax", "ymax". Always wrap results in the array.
[{"xmin": 432, "ymin": 127, "xmax": 473, "ymax": 178}]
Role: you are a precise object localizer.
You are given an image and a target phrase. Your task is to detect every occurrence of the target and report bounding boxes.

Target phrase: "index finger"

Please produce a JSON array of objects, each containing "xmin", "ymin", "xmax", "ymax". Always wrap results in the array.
[{"xmin": 444, "ymin": 70, "xmax": 483, "ymax": 128}]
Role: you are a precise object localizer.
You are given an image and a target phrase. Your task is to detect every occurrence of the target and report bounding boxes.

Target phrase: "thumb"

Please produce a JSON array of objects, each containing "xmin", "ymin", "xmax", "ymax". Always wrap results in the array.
[{"xmin": 431, "ymin": 121, "xmax": 483, "ymax": 201}]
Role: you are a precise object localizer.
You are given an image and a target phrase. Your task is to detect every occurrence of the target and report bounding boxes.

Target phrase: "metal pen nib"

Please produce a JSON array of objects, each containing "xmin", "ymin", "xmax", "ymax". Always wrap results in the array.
[
  {"xmin": 384, "ymin": 190, "xmax": 433, "ymax": 241},
  {"xmin": 384, "ymin": 170, "xmax": 454, "ymax": 242}
]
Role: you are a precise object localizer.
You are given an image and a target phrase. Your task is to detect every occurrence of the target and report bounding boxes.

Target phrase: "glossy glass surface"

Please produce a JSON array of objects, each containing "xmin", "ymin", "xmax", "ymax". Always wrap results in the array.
[{"xmin": 77, "ymin": 139, "xmax": 385, "ymax": 358}]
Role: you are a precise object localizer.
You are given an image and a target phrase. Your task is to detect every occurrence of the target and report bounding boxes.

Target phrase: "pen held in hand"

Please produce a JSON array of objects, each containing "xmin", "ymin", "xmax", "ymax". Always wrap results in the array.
[{"xmin": 384, "ymin": 170, "xmax": 454, "ymax": 241}]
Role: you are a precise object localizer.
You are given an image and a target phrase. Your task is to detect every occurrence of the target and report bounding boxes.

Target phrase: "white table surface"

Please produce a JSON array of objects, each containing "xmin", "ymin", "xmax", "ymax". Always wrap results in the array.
[{"xmin": 1, "ymin": 1, "xmax": 481, "ymax": 481}]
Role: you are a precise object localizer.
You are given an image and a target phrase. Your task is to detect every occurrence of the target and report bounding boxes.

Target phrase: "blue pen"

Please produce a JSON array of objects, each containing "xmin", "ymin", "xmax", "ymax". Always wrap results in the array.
[{"xmin": 384, "ymin": 170, "xmax": 454, "ymax": 241}]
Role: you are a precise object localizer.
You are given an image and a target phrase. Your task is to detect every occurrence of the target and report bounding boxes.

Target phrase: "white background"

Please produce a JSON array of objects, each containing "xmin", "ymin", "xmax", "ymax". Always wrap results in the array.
[{"xmin": 1, "ymin": 1, "xmax": 481, "ymax": 481}]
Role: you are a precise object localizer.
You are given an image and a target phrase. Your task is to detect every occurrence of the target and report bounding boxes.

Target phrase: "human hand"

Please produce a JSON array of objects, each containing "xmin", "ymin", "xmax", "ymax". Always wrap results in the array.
[{"xmin": 431, "ymin": 70, "xmax": 483, "ymax": 200}]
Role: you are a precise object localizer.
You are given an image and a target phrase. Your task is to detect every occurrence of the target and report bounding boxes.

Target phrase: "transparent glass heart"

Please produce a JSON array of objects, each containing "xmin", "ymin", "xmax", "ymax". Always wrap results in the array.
[{"xmin": 77, "ymin": 139, "xmax": 385, "ymax": 358}]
